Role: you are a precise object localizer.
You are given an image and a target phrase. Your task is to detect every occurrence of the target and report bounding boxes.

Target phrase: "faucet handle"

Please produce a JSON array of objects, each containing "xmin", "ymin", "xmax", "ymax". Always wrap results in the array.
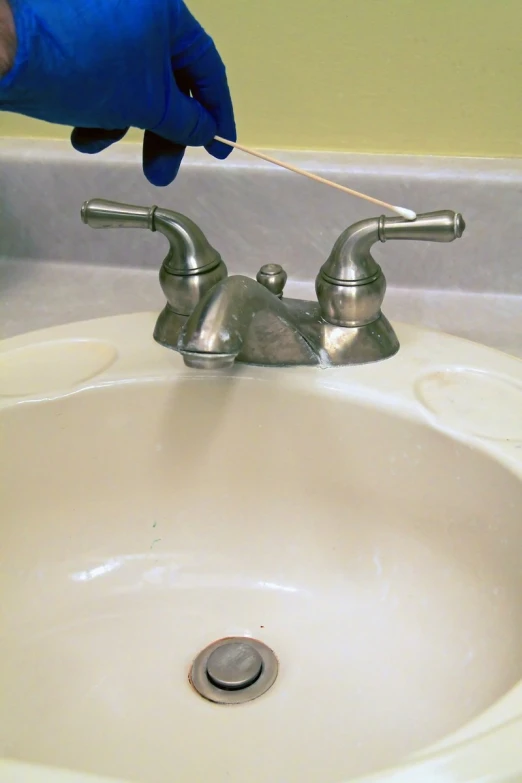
[
  {"xmin": 320, "ymin": 210, "xmax": 465, "ymax": 287},
  {"xmin": 81, "ymin": 198, "xmax": 223, "ymax": 275},
  {"xmin": 82, "ymin": 198, "xmax": 227, "ymax": 317},
  {"xmin": 316, "ymin": 209, "xmax": 466, "ymax": 327}
]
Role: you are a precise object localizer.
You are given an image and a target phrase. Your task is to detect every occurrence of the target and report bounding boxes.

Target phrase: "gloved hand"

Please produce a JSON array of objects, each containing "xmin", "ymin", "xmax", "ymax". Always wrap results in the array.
[{"xmin": 0, "ymin": 0, "xmax": 236, "ymax": 185}]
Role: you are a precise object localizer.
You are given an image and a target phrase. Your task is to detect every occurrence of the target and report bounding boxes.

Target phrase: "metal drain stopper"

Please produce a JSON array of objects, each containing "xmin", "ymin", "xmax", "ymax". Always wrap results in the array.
[
  {"xmin": 207, "ymin": 641, "xmax": 263, "ymax": 691},
  {"xmin": 190, "ymin": 637, "xmax": 278, "ymax": 705}
]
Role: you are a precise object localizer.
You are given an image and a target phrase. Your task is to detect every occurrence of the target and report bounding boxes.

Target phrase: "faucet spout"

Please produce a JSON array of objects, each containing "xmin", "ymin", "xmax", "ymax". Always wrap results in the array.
[{"xmin": 178, "ymin": 276, "xmax": 318, "ymax": 369}]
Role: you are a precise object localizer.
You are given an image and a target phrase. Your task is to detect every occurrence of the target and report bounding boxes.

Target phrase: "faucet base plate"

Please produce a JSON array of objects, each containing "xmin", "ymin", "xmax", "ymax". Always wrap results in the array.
[
  {"xmin": 154, "ymin": 290, "xmax": 399, "ymax": 369},
  {"xmin": 153, "ymin": 305, "xmax": 187, "ymax": 351},
  {"xmin": 289, "ymin": 300, "xmax": 400, "ymax": 367}
]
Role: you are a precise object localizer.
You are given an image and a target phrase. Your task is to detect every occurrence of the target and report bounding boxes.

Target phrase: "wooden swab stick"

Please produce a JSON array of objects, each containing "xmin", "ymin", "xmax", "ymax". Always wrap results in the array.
[{"xmin": 214, "ymin": 136, "xmax": 416, "ymax": 221}]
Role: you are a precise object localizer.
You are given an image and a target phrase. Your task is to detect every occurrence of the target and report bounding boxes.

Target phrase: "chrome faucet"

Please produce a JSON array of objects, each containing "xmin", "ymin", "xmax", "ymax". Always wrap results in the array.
[{"xmin": 81, "ymin": 199, "xmax": 465, "ymax": 369}]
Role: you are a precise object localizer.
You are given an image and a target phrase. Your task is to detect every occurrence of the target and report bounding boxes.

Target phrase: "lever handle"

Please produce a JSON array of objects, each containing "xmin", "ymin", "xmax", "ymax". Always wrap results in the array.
[
  {"xmin": 319, "ymin": 209, "xmax": 466, "ymax": 286},
  {"xmin": 81, "ymin": 198, "xmax": 223, "ymax": 275},
  {"xmin": 380, "ymin": 210, "xmax": 465, "ymax": 243},
  {"xmin": 81, "ymin": 199, "xmax": 154, "ymax": 230}
]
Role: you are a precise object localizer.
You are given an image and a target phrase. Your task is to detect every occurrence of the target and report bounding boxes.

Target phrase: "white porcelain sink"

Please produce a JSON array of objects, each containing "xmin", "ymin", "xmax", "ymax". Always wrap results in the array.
[{"xmin": 1, "ymin": 313, "xmax": 522, "ymax": 783}]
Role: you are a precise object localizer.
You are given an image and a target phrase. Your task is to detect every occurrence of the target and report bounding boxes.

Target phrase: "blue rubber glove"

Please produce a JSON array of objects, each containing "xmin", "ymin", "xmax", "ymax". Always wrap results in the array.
[{"xmin": 0, "ymin": 0, "xmax": 236, "ymax": 185}]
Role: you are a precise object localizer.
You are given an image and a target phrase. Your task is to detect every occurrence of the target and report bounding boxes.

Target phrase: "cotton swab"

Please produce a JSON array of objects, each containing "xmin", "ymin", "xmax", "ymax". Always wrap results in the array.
[{"xmin": 214, "ymin": 136, "xmax": 417, "ymax": 221}]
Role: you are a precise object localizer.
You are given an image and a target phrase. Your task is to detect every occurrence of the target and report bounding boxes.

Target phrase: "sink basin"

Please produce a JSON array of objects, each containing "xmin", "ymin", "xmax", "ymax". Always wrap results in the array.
[{"xmin": 1, "ymin": 313, "xmax": 522, "ymax": 783}]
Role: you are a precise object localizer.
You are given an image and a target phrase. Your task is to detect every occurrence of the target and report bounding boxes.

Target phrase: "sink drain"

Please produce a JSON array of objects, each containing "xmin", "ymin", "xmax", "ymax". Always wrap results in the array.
[{"xmin": 190, "ymin": 638, "xmax": 278, "ymax": 704}]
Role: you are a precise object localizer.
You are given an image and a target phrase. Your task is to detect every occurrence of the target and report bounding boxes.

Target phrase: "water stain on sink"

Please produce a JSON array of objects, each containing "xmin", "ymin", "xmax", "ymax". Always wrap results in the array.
[
  {"xmin": 0, "ymin": 339, "xmax": 118, "ymax": 397},
  {"xmin": 415, "ymin": 367, "xmax": 522, "ymax": 441}
]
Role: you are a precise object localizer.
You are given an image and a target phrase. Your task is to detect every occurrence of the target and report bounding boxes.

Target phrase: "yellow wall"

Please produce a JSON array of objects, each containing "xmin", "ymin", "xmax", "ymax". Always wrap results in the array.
[{"xmin": 2, "ymin": 0, "xmax": 521, "ymax": 157}]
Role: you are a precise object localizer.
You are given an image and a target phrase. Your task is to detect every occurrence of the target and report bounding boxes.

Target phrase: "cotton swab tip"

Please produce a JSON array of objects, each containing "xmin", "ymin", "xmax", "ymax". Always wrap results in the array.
[{"xmin": 393, "ymin": 206, "xmax": 417, "ymax": 221}]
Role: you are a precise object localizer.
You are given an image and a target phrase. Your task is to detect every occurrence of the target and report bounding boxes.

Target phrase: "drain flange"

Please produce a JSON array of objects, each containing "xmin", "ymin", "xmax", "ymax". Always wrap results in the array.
[{"xmin": 190, "ymin": 637, "xmax": 278, "ymax": 704}]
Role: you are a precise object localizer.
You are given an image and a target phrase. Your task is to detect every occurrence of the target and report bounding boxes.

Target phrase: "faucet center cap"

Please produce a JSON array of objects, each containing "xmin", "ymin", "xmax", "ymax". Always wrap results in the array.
[{"xmin": 206, "ymin": 642, "xmax": 263, "ymax": 691}]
